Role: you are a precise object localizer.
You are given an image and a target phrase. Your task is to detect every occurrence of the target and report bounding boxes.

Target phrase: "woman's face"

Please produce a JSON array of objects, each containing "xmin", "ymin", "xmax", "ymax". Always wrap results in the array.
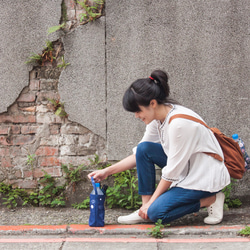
[{"xmin": 135, "ymin": 104, "xmax": 155, "ymax": 124}]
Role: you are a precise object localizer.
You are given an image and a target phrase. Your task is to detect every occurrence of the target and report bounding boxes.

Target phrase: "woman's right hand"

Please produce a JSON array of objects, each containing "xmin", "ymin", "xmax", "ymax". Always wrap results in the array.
[{"xmin": 87, "ymin": 169, "xmax": 108, "ymax": 183}]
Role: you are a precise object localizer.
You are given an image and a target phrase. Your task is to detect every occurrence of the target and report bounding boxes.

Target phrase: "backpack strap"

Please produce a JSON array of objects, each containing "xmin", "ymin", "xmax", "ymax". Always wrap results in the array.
[
  {"xmin": 169, "ymin": 114, "xmax": 223, "ymax": 162},
  {"xmin": 169, "ymin": 114, "xmax": 209, "ymax": 129}
]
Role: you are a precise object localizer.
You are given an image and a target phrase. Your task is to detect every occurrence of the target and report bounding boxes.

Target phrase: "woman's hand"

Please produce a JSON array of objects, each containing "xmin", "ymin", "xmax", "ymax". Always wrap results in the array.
[
  {"xmin": 87, "ymin": 154, "xmax": 136, "ymax": 183},
  {"xmin": 88, "ymin": 169, "xmax": 108, "ymax": 183},
  {"xmin": 138, "ymin": 202, "xmax": 151, "ymax": 220}
]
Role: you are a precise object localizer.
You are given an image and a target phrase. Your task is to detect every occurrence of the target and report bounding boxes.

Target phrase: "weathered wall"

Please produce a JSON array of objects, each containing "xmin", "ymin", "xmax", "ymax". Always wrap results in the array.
[
  {"xmin": 0, "ymin": 0, "xmax": 107, "ymax": 191},
  {"xmin": 0, "ymin": 40, "xmax": 106, "ymax": 189},
  {"xmin": 59, "ymin": 18, "xmax": 106, "ymax": 139},
  {"xmin": 106, "ymin": 0, "xmax": 250, "ymax": 160},
  {"xmin": 0, "ymin": 0, "xmax": 249, "ymax": 202},
  {"xmin": 0, "ymin": 0, "xmax": 61, "ymax": 113}
]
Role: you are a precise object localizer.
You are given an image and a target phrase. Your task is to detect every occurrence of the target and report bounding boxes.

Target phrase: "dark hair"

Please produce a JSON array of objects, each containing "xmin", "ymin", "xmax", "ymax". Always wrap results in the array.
[{"xmin": 123, "ymin": 70, "xmax": 178, "ymax": 112}]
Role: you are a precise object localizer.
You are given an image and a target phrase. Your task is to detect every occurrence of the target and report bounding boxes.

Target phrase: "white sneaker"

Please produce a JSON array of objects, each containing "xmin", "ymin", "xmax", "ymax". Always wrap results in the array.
[
  {"xmin": 118, "ymin": 210, "xmax": 151, "ymax": 224},
  {"xmin": 204, "ymin": 192, "xmax": 225, "ymax": 225}
]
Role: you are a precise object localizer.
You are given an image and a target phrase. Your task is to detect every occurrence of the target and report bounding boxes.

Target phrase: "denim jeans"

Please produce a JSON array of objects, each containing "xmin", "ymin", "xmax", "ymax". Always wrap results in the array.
[{"xmin": 136, "ymin": 141, "xmax": 216, "ymax": 223}]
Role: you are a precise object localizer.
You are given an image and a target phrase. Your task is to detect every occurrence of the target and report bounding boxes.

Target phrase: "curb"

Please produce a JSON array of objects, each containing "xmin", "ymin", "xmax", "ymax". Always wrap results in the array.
[{"xmin": 0, "ymin": 224, "xmax": 249, "ymax": 236}]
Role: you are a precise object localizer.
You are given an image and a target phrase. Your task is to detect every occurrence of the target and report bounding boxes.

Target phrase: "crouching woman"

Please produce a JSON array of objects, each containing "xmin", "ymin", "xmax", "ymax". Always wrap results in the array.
[{"xmin": 88, "ymin": 70, "xmax": 230, "ymax": 225}]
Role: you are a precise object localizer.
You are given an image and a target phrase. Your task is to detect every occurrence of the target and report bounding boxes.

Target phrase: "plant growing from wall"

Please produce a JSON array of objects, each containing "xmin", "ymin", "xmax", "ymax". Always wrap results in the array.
[
  {"xmin": 25, "ymin": 40, "xmax": 55, "ymax": 66},
  {"xmin": 57, "ymin": 56, "xmax": 70, "ymax": 69},
  {"xmin": 47, "ymin": 23, "xmax": 66, "ymax": 35},
  {"xmin": 48, "ymin": 98, "xmax": 68, "ymax": 118},
  {"xmin": 62, "ymin": 164, "xmax": 85, "ymax": 192},
  {"xmin": 26, "ymin": 154, "xmax": 36, "ymax": 168},
  {"xmin": 73, "ymin": 159, "xmax": 141, "ymax": 210},
  {"xmin": 0, "ymin": 183, "xmax": 29, "ymax": 209},
  {"xmin": 105, "ymin": 169, "xmax": 142, "ymax": 209},
  {"xmin": 78, "ymin": 0, "xmax": 105, "ymax": 23},
  {"xmin": 222, "ymin": 178, "xmax": 242, "ymax": 208},
  {"xmin": 25, "ymin": 53, "xmax": 43, "ymax": 65},
  {"xmin": 72, "ymin": 197, "xmax": 90, "ymax": 209},
  {"xmin": 47, "ymin": 0, "xmax": 67, "ymax": 35},
  {"xmin": 37, "ymin": 170, "xmax": 66, "ymax": 207},
  {"xmin": 0, "ymin": 164, "xmax": 91, "ymax": 209}
]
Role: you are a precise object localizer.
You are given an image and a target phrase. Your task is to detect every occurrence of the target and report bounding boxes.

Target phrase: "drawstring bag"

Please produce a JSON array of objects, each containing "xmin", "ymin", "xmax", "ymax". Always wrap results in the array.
[{"xmin": 89, "ymin": 177, "xmax": 106, "ymax": 227}]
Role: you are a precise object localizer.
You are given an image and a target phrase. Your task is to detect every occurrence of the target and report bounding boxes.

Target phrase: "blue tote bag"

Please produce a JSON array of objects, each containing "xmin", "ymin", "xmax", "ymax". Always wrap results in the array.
[{"xmin": 89, "ymin": 177, "xmax": 105, "ymax": 227}]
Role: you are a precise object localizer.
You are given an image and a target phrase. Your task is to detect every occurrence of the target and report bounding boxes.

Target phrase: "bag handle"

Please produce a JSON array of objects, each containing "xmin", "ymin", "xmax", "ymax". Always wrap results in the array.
[
  {"xmin": 91, "ymin": 177, "xmax": 97, "ymax": 194},
  {"xmin": 169, "ymin": 114, "xmax": 223, "ymax": 162}
]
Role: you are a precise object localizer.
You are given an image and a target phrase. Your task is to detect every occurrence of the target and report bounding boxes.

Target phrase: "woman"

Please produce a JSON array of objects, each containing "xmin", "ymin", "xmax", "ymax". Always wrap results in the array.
[{"xmin": 88, "ymin": 70, "xmax": 230, "ymax": 225}]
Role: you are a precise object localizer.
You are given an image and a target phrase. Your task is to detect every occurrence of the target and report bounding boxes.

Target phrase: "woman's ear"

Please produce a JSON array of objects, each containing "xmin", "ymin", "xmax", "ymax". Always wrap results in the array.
[{"xmin": 150, "ymin": 99, "xmax": 157, "ymax": 108}]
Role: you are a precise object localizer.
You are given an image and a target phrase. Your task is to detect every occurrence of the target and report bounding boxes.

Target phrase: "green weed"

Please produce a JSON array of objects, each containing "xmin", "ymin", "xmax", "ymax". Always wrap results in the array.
[
  {"xmin": 38, "ymin": 171, "xmax": 65, "ymax": 207},
  {"xmin": 47, "ymin": 98, "xmax": 68, "ymax": 118},
  {"xmin": 106, "ymin": 169, "xmax": 142, "ymax": 209},
  {"xmin": 62, "ymin": 164, "xmax": 85, "ymax": 191},
  {"xmin": 148, "ymin": 219, "xmax": 170, "ymax": 238},
  {"xmin": 72, "ymin": 197, "xmax": 90, "ymax": 209},
  {"xmin": 0, "ymin": 183, "xmax": 29, "ymax": 209},
  {"xmin": 222, "ymin": 178, "xmax": 242, "ymax": 209},
  {"xmin": 78, "ymin": 0, "xmax": 104, "ymax": 23},
  {"xmin": 47, "ymin": 23, "xmax": 66, "ymax": 35},
  {"xmin": 25, "ymin": 40, "xmax": 55, "ymax": 65},
  {"xmin": 238, "ymin": 226, "xmax": 250, "ymax": 237},
  {"xmin": 26, "ymin": 154, "xmax": 36, "ymax": 167},
  {"xmin": 57, "ymin": 56, "xmax": 70, "ymax": 69}
]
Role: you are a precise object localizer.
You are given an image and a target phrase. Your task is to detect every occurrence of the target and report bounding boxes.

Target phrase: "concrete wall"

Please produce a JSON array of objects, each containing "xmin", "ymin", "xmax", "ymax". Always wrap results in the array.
[
  {"xmin": 0, "ymin": 0, "xmax": 61, "ymax": 113},
  {"xmin": 0, "ymin": 0, "xmax": 249, "ymax": 200},
  {"xmin": 105, "ymin": 0, "xmax": 250, "ymax": 160}
]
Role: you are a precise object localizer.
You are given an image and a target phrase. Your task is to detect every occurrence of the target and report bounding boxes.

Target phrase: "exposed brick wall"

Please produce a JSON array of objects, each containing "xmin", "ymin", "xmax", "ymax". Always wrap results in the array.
[{"xmin": 0, "ymin": 40, "xmax": 106, "ymax": 189}]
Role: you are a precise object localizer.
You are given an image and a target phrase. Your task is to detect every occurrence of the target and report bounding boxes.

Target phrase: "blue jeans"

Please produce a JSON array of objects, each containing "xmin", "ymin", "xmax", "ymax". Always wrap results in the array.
[{"xmin": 136, "ymin": 142, "xmax": 216, "ymax": 224}]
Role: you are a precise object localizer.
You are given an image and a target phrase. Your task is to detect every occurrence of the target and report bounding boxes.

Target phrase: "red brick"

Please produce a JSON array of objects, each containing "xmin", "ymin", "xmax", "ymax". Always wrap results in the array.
[
  {"xmin": 29, "ymin": 79, "xmax": 40, "ymax": 91},
  {"xmin": 39, "ymin": 157, "xmax": 60, "ymax": 167},
  {"xmin": 36, "ymin": 92, "xmax": 60, "ymax": 102},
  {"xmin": 0, "ymin": 126, "xmax": 10, "ymax": 135},
  {"xmin": 14, "ymin": 170, "xmax": 22, "ymax": 178},
  {"xmin": 13, "ymin": 135, "xmax": 35, "ymax": 145},
  {"xmin": 0, "ymin": 114, "xmax": 36, "ymax": 123},
  {"xmin": 17, "ymin": 92, "xmax": 36, "ymax": 102},
  {"xmin": 0, "ymin": 125, "xmax": 20, "ymax": 135},
  {"xmin": 0, "ymin": 147, "xmax": 9, "ymax": 155},
  {"xmin": 36, "ymin": 146, "xmax": 59, "ymax": 156},
  {"xmin": 11, "ymin": 125, "xmax": 21, "ymax": 134},
  {"xmin": 1, "ymin": 157, "xmax": 12, "ymax": 167},
  {"xmin": 0, "ymin": 115, "xmax": 13, "ymax": 123},
  {"xmin": 0, "ymin": 147, "xmax": 10, "ymax": 156},
  {"xmin": 65, "ymin": 0, "xmax": 76, "ymax": 9},
  {"xmin": 23, "ymin": 170, "xmax": 33, "ymax": 178},
  {"xmin": 9, "ymin": 147, "xmax": 22, "ymax": 157},
  {"xmin": 19, "ymin": 106, "xmax": 36, "ymax": 112},
  {"xmin": 21, "ymin": 126, "xmax": 39, "ymax": 134},
  {"xmin": 11, "ymin": 180, "xmax": 37, "ymax": 189},
  {"xmin": 0, "ymin": 136, "xmax": 12, "ymax": 145},
  {"xmin": 49, "ymin": 124, "xmax": 61, "ymax": 134},
  {"xmin": 33, "ymin": 167, "xmax": 62, "ymax": 178},
  {"xmin": 14, "ymin": 115, "xmax": 36, "ymax": 123}
]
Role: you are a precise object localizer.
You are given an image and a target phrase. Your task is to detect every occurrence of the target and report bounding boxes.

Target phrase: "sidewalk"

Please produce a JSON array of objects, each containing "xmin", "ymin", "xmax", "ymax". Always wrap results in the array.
[
  {"xmin": 0, "ymin": 205, "xmax": 249, "ymax": 236},
  {"xmin": 0, "ymin": 223, "xmax": 249, "ymax": 236}
]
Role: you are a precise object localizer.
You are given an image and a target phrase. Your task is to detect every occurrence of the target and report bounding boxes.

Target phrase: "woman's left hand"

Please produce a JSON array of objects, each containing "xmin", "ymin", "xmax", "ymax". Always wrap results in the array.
[{"xmin": 138, "ymin": 203, "xmax": 151, "ymax": 220}]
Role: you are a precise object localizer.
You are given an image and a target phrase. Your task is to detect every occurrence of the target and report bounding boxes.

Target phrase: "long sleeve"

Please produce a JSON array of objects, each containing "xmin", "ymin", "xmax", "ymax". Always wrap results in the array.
[{"xmin": 133, "ymin": 120, "xmax": 160, "ymax": 154}]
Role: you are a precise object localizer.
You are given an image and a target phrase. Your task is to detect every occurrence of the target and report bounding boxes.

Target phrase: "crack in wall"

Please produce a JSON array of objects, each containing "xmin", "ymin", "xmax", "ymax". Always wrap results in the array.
[{"xmin": 0, "ymin": 0, "xmax": 107, "ymax": 190}]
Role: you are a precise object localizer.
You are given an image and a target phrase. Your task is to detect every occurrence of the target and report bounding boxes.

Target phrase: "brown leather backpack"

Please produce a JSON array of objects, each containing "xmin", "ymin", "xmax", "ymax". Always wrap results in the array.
[{"xmin": 169, "ymin": 114, "xmax": 245, "ymax": 179}]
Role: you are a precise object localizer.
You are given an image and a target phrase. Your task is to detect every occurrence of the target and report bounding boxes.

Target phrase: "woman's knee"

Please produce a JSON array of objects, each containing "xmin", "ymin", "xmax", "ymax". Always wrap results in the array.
[
  {"xmin": 136, "ymin": 141, "xmax": 152, "ymax": 156},
  {"xmin": 147, "ymin": 203, "xmax": 161, "ymax": 223}
]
